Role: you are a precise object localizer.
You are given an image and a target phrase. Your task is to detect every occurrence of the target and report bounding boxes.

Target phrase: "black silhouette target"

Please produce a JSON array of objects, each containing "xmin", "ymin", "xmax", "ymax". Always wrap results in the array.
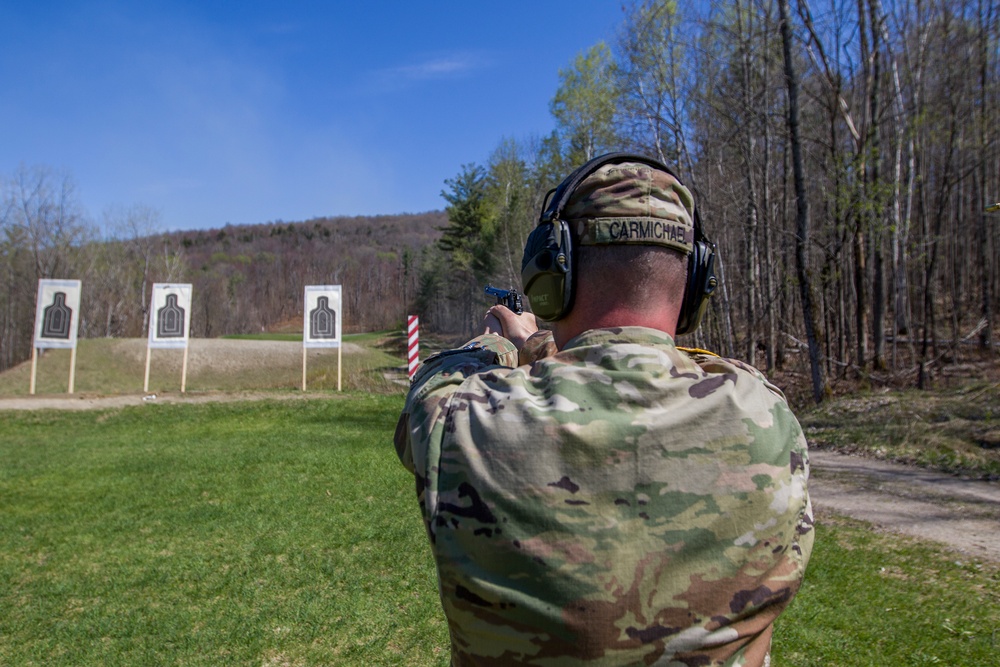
[
  {"xmin": 157, "ymin": 294, "xmax": 186, "ymax": 338},
  {"xmin": 41, "ymin": 292, "xmax": 73, "ymax": 339},
  {"xmin": 309, "ymin": 296, "xmax": 337, "ymax": 339}
]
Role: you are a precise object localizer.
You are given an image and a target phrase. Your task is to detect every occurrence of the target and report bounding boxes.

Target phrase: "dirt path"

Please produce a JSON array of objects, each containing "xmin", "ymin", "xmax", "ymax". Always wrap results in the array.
[
  {"xmin": 0, "ymin": 391, "xmax": 339, "ymax": 411},
  {"xmin": 809, "ymin": 450, "xmax": 1000, "ymax": 562},
  {"xmin": 2, "ymin": 389, "xmax": 997, "ymax": 562}
]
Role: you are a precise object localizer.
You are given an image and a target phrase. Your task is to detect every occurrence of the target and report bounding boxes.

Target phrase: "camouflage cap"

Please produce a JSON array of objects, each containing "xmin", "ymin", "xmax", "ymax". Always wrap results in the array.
[{"xmin": 563, "ymin": 161, "xmax": 695, "ymax": 255}]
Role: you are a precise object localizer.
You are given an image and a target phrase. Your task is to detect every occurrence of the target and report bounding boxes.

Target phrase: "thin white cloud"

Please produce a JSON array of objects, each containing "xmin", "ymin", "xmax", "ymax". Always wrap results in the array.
[
  {"xmin": 391, "ymin": 54, "xmax": 481, "ymax": 79},
  {"xmin": 365, "ymin": 51, "xmax": 492, "ymax": 93}
]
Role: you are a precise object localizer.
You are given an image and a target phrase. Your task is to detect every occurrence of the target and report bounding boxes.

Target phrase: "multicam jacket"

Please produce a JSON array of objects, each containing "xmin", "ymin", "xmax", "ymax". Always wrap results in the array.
[{"xmin": 394, "ymin": 327, "xmax": 814, "ymax": 667}]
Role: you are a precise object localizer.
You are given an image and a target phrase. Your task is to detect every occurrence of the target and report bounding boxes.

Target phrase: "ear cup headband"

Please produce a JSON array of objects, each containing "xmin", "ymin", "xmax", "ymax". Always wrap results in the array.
[{"xmin": 521, "ymin": 152, "xmax": 718, "ymax": 333}]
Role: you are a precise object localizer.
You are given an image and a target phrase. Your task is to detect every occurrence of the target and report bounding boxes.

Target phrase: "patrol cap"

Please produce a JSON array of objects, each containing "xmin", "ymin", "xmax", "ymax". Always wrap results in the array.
[{"xmin": 562, "ymin": 161, "xmax": 695, "ymax": 255}]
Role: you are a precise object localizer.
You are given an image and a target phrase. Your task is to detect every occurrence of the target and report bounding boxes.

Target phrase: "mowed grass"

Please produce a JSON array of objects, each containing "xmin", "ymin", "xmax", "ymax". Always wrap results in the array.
[
  {"xmin": 2, "ymin": 399, "xmax": 999, "ymax": 665},
  {"xmin": 0, "ymin": 396, "xmax": 449, "ymax": 666},
  {"xmin": 775, "ymin": 515, "xmax": 1000, "ymax": 666}
]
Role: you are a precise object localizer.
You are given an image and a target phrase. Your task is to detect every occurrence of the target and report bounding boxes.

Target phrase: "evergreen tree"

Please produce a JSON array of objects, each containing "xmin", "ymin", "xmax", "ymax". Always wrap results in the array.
[{"xmin": 438, "ymin": 163, "xmax": 496, "ymax": 285}]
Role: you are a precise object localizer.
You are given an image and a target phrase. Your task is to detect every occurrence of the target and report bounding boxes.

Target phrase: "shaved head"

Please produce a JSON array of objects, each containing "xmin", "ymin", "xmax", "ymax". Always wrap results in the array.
[{"xmin": 575, "ymin": 244, "xmax": 688, "ymax": 312}]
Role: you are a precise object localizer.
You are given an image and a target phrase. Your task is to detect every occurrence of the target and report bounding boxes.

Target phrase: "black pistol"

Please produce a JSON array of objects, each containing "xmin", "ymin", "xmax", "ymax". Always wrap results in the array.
[{"xmin": 484, "ymin": 284, "xmax": 524, "ymax": 315}]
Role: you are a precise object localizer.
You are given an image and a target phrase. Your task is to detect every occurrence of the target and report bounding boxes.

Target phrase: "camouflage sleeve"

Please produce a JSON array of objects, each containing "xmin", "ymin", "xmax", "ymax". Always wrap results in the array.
[
  {"xmin": 687, "ymin": 349, "xmax": 791, "ymax": 402},
  {"xmin": 394, "ymin": 333, "xmax": 519, "ymax": 533},
  {"xmin": 394, "ymin": 333, "xmax": 516, "ymax": 474},
  {"xmin": 518, "ymin": 329, "xmax": 558, "ymax": 365}
]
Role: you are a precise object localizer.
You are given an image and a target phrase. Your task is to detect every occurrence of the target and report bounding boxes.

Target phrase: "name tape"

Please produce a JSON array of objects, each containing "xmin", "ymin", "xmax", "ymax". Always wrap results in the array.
[{"xmin": 575, "ymin": 217, "xmax": 694, "ymax": 254}]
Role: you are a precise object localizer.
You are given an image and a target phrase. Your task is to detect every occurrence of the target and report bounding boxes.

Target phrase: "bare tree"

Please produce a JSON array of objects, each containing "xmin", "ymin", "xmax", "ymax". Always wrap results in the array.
[
  {"xmin": 2, "ymin": 165, "xmax": 89, "ymax": 281},
  {"xmin": 780, "ymin": 0, "xmax": 826, "ymax": 402},
  {"xmin": 0, "ymin": 165, "xmax": 92, "ymax": 370}
]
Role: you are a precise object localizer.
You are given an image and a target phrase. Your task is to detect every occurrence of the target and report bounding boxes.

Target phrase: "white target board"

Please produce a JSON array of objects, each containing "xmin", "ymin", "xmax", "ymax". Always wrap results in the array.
[
  {"xmin": 303, "ymin": 285, "xmax": 342, "ymax": 348},
  {"xmin": 302, "ymin": 285, "xmax": 342, "ymax": 392},
  {"xmin": 144, "ymin": 283, "xmax": 194, "ymax": 393},
  {"xmin": 33, "ymin": 279, "xmax": 82, "ymax": 350},
  {"xmin": 148, "ymin": 283, "xmax": 192, "ymax": 349}
]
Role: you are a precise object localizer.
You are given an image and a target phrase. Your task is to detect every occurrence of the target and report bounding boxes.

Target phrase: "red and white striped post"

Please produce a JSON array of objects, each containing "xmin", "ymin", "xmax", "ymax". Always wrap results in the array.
[{"xmin": 407, "ymin": 315, "xmax": 420, "ymax": 379}]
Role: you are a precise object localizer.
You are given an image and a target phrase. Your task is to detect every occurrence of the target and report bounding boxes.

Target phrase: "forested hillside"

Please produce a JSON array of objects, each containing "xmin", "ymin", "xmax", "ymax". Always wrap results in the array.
[
  {"xmin": 169, "ymin": 213, "xmax": 443, "ymax": 337},
  {"xmin": 0, "ymin": 187, "xmax": 444, "ymax": 372}
]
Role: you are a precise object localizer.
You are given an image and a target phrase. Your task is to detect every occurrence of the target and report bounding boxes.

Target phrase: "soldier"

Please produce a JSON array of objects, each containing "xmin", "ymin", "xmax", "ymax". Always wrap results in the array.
[{"xmin": 395, "ymin": 153, "xmax": 814, "ymax": 666}]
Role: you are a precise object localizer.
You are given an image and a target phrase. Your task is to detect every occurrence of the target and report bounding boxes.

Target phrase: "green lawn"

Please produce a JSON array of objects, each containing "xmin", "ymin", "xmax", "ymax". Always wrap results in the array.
[
  {"xmin": 775, "ymin": 515, "xmax": 999, "ymax": 666},
  {"xmin": 1, "ymin": 396, "xmax": 447, "ymax": 666},
  {"xmin": 2, "ymin": 398, "xmax": 998, "ymax": 665}
]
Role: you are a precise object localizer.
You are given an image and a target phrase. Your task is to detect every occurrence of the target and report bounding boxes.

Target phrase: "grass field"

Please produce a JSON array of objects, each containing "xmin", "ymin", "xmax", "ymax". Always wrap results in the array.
[
  {"xmin": 3, "ymin": 397, "xmax": 999, "ymax": 665},
  {"xmin": 1, "ymin": 397, "xmax": 448, "ymax": 666}
]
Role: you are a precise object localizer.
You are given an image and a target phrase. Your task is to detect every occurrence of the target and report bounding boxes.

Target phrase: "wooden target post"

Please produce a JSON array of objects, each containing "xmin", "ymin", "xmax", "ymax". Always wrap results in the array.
[
  {"xmin": 302, "ymin": 285, "xmax": 343, "ymax": 392},
  {"xmin": 30, "ymin": 279, "xmax": 82, "ymax": 395}
]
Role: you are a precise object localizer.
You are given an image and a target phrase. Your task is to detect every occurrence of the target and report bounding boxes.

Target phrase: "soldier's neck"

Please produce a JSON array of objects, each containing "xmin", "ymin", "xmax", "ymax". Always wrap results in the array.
[{"xmin": 552, "ymin": 304, "xmax": 679, "ymax": 349}]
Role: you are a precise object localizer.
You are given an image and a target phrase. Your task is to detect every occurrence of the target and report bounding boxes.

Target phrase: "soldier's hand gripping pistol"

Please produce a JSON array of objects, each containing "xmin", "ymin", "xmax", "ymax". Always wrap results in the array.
[{"xmin": 484, "ymin": 284, "xmax": 524, "ymax": 315}]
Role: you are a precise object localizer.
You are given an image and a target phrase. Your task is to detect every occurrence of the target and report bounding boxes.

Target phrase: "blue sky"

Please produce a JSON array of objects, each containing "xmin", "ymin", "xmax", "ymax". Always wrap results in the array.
[{"xmin": 1, "ymin": 1, "xmax": 625, "ymax": 232}]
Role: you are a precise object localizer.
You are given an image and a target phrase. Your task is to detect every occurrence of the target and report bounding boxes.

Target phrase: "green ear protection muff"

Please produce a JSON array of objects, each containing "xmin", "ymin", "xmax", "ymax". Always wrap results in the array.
[{"xmin": 520, "ymin": 152, "xmax": 718, "ymax": 334}]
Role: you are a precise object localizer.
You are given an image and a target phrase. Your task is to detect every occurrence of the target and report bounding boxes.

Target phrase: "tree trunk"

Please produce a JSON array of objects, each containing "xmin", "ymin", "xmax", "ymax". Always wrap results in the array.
[
  {"xmin": 853, "ymin": 223, "xmax": 868, "ymax": 370},
  {"xmin": 977, "ymin": 0, "xmax": 995, "ymax": 349},
  {"xmin": 868, "ymin": 0, "xmax": 886, "ymax": 371},
  {"xmin": 779, "ymin": 0, "xmax": 825, "ymax": 403}
]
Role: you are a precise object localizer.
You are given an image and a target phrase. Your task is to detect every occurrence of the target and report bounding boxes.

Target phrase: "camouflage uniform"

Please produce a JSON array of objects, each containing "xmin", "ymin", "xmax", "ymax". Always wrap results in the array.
[{"xmin": 395, "ymin": 327, "xmax": 814, "ymax": 667}]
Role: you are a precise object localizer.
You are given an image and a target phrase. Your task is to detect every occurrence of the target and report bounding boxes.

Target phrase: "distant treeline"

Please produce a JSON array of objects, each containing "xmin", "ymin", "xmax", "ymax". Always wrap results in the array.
[
  {"xmin": 0, "ymin": 170, "xmax": 443, "ymax": 373},
  {"xmin": 170, "ymin": 214, "xmax": 443, "ymax": 338}
]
